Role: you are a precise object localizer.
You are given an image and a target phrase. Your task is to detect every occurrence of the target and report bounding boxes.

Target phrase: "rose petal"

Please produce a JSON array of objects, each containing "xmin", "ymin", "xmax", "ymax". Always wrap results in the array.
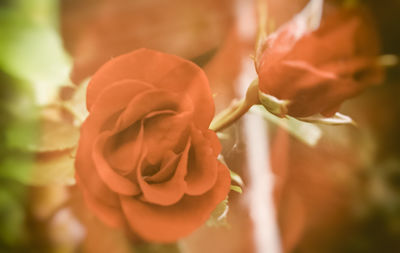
[
  {"xmin": 185, "ymin": 127, "xmax": 218, "ymax": 196},
  {"xmin": 283, "ymin": 60, "xmax": 337, "ymax": 80},
  {"xmin": 105, "ymin": 122, "xmax": 144, "ymax": 176},
  {"xmin": 288, "ymin": 16, "xmax": 360, "ymax": 66},
  {"xmin": 288, "ymin": 78, "xmax": 360, "ymax": 117},
  {"xmin": 321, "ymin": 103, "xmax": 341, "ymax": 117},
  {"xmin": 76, "ymin": 79, "xmax": 148, "ymax": 204},
  {"xmin": 203, "ymin": 129, "xmax": 222, "ymax": 157},
  {"xmin": 142, "ymin": 111, "xmax": 192, "ymax": 165},
  {"xmin": 78, "ymin": 80, "xmax": 153, "ymax": 192},
  {"xmin": 113, "ymin": 89, "xmax": 192, "ymax": 132},
  {"xmin": 120, "ymin": 162, "xmax": 231, "ymax": 243},
  {"xmin": 76, "ymin": 176, "xmax": 125, "ymax": 228},
  {"xmin": 137, "ymin": 138, "xmax": 191, "ymax": 206},
  {"xmin": 92, "ymin": 131, "xmax": 141, "ymax": 196},
  {"xmin": 87, "ymin": 49, "xmax": 214, "ymax": 129},
  {"xmin": 155, "ymin": 56, "xmax": 214, "ymax": 129},
  {"xmin": 259, "ymin": 60, "xmax": 331, "ymax": 100},
  {"xmin": 144, "ymin": 150, "xmax": 180, "ymax": 183},
  {"xmin": 75, "ymin": 128, "xmax": 120, "ymax": 208},
  {"xmin": 260, "ymin": 58, "xmax": 372, "ymax": 117},
  {"xmin": 258, "ymin": 7, "xmax": 382, "ymax": 118},
  {"xmin": 88, "ymin": 79, "xmax": 153, "ymax": 128}
]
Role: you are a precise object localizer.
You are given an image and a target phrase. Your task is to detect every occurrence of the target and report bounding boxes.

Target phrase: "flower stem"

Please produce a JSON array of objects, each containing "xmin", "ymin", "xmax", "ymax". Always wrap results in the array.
[
  {"xmin": 132, "ymin": 243, "xmax": 182, "ymax": 253},
  {"xmin": 210, "ymin": 79, "xmax": 259, "ymax": 132},
  {"xmin": 210, "ymin": 99, "xmax": 252, "ymax": 132}
]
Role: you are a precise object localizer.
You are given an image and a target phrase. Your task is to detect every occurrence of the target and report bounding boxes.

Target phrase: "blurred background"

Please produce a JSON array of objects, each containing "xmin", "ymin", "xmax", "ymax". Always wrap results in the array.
[{"xmin": 0, "ymin": 0, "xmax": 399, "ymax": 252}]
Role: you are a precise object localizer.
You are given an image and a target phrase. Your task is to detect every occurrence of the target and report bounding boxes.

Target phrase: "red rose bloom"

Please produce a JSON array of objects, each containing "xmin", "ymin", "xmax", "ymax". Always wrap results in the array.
[
  {"xmin": 257, "ymin": 8, "xmax": 382, "ymax": 117},
  {"xmin": 75, "ymin": 48, "xmax": 231, "ymax": 243}
]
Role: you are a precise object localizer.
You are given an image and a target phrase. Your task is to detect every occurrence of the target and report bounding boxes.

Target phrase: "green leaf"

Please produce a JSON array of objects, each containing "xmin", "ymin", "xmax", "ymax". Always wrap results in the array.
[
  {"xmin": 0, "ymin": 74, "xmax": 39, "ymax": 151},
  {"xmin": 218, "ymin": 156, "xmax": 244, "ymax": 193},
  {"xmin": 0, "ymin": 0, "xmax": 72, "ymax": 105},
  {"xmin": 230, "ymin": 185, "xmax": 243, "ymax": 194},
  {"xmin": 229, "ymin": 169, "xmax": 244, "ymax": 187},
  {"xmin": 258, "ymin": 91, "xmax": 290, "ymax": 118},
  {"xmin": 0, "ymin": 0, "xmax": 78, "ymax": 187},
  {"xmin": 251, "ymin": 105, "xmax": 322, "ymax": 147},
  {"xmin": 208, "ymin": 158, "xmax": 243, "ymax": 227},
  {"xmin": 0, "ymin": 155, "xmax": 35, "ymax": 184},
  {"xmin": 5, "ymin": 119, "xmax": 38, "ymax": 151},
  {"xmin": 0, "ymin": 149, "xmax": 76, "ymax": 186},
  {"xmin": 0, "ymin": 73, "xmax": 38, "ymax": 183},
  {"xmin": 206, "ymin": 198, "xmax": 229, "ymax": 227},
  {"xmin": 297, "ymin": 112, "xmax": 356, "ymax": 126},
  {"xmin": 0, "ymin": 183, "xmax": 27, "ymax": 247}
]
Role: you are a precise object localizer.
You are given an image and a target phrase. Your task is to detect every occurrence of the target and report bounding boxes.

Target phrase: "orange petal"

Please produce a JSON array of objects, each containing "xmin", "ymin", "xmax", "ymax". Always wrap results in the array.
[
  {"xmin": 76, "ymin": 176, "xmax": 125, "ymax": 228},
  {"xmin": 203, "ymin": 129, "xmax": 222, "ymax": 157},
  {"xmin": 113, "ymin": 89, "xmax": 192, "ymax": 132},
  {"xmin": 144, "ymin": 150, "xmax": 180, "ymax": 183},
  {"xmin": 185, "ymin": 127, "xmax": 218, "ymax": 196},
  {"xmin": 88, "ymin": 79, "xmax": 153, "ymax": 128},
  {"xmin": 92, "ymin": 131, "xmax": 141, "ymax": 196},
  {"xmin": 137, "ymin": 138, "xmax": 191, "ymax": 206},
  {"xmin": 155, "ymin": 55, "xmax": 214, "ymax": 129},
  {"xmin": 120, "ymin": 162, "xmax": 231, "ymax": 243},
  {"xmin": 105, "ymin": 122, "xmax": 144, "ymax": 176},
  {"xmin": 75, "ymin": 128, "xmax": 119, "ymax": 208},
  {"xmin": 142, "ymin": 111, "xmax": 192, "ymax": 165},
  {"xmin": 87, "ymin": 49, "xmax": 214, "ymax": 128}
]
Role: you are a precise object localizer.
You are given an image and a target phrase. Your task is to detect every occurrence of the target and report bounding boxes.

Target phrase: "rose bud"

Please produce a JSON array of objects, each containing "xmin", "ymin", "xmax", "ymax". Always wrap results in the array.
[
  {"xmin": 256, "ymin": 5, "xmax": 383, "ymax": 118},
  {"xmin": 75, "ymin": 48, "xmax": 231, "ymax": 243}
]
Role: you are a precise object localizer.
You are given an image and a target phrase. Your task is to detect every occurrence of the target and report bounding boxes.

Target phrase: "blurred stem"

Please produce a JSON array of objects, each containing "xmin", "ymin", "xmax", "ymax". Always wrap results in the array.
[
  {"xmin": 210, "ymin": 79, "xmax": 259, "ymax": 132},
  {"xmin": 133, "ymin": 243, "xmax": 182, "ymax": 253},
  {"xmin": 254, "ymin": 0, "xmax": 268, "ymax": 69}
]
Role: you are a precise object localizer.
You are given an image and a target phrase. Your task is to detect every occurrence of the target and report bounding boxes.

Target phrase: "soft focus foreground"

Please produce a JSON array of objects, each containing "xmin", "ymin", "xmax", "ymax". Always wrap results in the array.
[{"xmin": 0, "ymin": 0, "xmax": 399, "ymax": 252}]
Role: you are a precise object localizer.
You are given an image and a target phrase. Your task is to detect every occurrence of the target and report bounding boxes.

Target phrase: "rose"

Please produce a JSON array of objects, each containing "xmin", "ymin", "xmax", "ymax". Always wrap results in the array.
[
  {"xmin": 257, "ymin": 8, "xmax": 382, "ymax": 118},
  {"xmin": 75, "ymin": 48, "xmax": 231, "ymax": 243}
]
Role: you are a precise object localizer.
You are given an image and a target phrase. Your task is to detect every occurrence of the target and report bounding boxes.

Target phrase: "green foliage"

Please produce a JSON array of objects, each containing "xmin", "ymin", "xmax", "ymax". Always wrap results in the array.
[
  {"xmin": 0, "ymin": 0, "xmax": 72, "ymax": 250},
  {"xmin": 230, "ymin": 185, "xmax": 242, "ymax": 194},
  {"xmin": 206, "ymin": 198, "xmax": 229, "ymax": 227},
  {"xmin": 251, "ymin": 105, "xmax": 322, "ymax": 146},
  {"xmin": 0, "ymin": 181, "xmax": 27, "ymax": 250},
  {"xmin": 0, "ymin": 74, "xmax": 33, "ymax": 251},
  {"xmin": 0, "ymin": 0, "xmax": 73, "ymax": 182},
  {"xmin": 0, "ymin": 0, "xmax": 71, "ymax": 105},
  {"xmin": 0, "ymin": 71, "xmax": 37, "ymax": 181},
  {"xmin": 229, "ymin": 169, "xmax": 244, "ymax": 188}
]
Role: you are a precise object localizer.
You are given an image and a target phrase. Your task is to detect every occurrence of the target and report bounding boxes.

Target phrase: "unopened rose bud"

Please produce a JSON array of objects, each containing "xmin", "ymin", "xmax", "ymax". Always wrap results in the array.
[{"xmin": 256, "ymin": 7, "xmax": 383, "ymax": 118}]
